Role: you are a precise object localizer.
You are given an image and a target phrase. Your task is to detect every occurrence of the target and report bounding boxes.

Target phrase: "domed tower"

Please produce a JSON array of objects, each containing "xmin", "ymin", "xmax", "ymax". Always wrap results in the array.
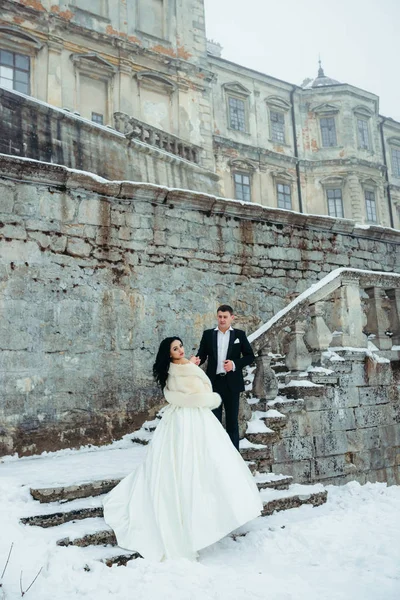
[{"xmin": 302, "ymin": 60, "xmax": 341, "ymax": 89}]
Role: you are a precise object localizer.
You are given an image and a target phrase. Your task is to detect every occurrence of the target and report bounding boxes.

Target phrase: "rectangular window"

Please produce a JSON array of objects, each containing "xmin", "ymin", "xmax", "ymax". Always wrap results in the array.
[
  {"xmin": 392, "ymin": 147, "xmax": 400, "ymax": 177},
  {"xmin": 92, "ymin": 112, "xmax": 104, "ymax": 125},
  {"xmin": 365, "ymin": 190, "xmax": 377, "ymax": 222},
  {"xmin": 0, "ymin": 49, "xmax": 30, "ymax": 95},
  {"xmin": 228, "ymin": 96, "xmax": 246, "ymax": 132},
  {"xmin": 320, "ymin": 117, "xmax": 337, "ymax": 147},
  {"xmin": 234, "ymin": 172, "xmax": 251, "ymax": 202},
  {"xmin": 277, "ymin": 183, "xmax": 292, "ymax": 209},
  {"xmin": 139, "ymin": 0, "xmax": 164, "ymax": 38},
  {"xmin": 270, "ymin": 111, "xmax": 285, "ymax": 143},
  {"xmin": 357, "ymin": 118, "xmax": 370, "ymax": 150},
  {"xmin": 326, "ymin": 188, "xmax": 344, "ymax": 218}
]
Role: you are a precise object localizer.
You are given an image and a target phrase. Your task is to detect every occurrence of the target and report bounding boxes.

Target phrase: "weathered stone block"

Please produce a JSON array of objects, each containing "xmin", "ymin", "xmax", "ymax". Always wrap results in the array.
[
  {"xmin": 313, "ymin": 431, "xmax": 349, "ymax": 457},
  {"xmin": 358, "ymin": 386, "xmax": 390, "ymax": 406},
  {"xmin": 355, "ymin": 404, "xmax": 391, "ymax": 428},
  {"xmin": 0, "ymin": 185, "xmax": 14, "ymax": 212},
  {"xmin": 67, "ymin": 237, "xmax": 92, "ymax": 257},
  {"xmin": 77, "ymin": 199, "xmax": 110, "ymax": 226},
  {"xmin": 40, "ymin": 193, "xmax": 77, "ymax": 222},
  {"xmin": 272, "ymin": 435, "xmax": 314, "ymax": 462},
  {"xmin": 1, "ymin": 224, "xmax": 27, "ymax": 239}
]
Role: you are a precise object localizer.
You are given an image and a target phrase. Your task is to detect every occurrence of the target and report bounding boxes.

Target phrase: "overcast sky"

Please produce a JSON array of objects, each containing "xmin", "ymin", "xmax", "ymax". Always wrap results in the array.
[{"xmin": 204, "ymin": 0, "xmax": 400, "ymax": 121}]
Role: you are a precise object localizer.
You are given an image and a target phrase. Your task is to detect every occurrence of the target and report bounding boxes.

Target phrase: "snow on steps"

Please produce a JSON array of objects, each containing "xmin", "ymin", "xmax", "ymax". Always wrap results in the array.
[
  {"xmin": 24, "ymin": 472, "xmax": 293, "ymax": 528},
  {"xmin": 49, "ymin": 482, "xmax": 327, "ymax": 550}
]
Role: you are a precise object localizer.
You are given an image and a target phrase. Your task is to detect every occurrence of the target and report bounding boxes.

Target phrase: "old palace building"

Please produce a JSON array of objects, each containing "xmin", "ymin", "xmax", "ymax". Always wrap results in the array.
[{"xmin": 0, "ymin": 0, "xmax": 399, "ymax": 228}]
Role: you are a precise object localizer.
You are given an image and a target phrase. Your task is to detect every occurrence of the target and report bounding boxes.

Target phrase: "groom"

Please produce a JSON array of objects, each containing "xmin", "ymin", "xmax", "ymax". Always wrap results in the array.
[{"xmin": 195, "ymin": 305, "xmax": 255, "ymax": 450}]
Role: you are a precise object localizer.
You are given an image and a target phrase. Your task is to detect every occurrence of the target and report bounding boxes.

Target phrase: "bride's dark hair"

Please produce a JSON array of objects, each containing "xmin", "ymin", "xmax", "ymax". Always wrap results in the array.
[{"xmin": 153, "ymin": 336, "xmax": 183, "ymax": 390}]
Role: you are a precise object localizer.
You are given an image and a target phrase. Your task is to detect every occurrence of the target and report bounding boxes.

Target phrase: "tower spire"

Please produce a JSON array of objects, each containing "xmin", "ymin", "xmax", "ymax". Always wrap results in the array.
[{"xmin": 318, "ymin": 55, "xmax": 325, "ymax": 78}]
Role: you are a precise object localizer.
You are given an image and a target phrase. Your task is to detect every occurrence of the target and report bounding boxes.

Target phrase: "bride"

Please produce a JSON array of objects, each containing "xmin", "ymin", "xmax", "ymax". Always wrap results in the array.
[{"xmin": 103, "ymin": 336, "xmax": 263, "ymax": 561}]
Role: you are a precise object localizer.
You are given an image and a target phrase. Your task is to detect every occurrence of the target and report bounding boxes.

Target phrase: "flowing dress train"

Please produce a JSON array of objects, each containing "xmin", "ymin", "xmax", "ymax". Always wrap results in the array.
[{"xmin": 103, "ymin": 362, "xmax": 263, "ymax": 561}]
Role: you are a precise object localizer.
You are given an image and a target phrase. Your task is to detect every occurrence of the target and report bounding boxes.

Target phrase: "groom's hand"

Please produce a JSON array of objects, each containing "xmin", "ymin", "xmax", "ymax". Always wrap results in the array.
[
  {"xmin": 190, "ymin": 355, "xmax": 200, "ymax": 365},
  {"xmin": 223, "ymin": 360, "xmax": 234, "ymax": 372}
]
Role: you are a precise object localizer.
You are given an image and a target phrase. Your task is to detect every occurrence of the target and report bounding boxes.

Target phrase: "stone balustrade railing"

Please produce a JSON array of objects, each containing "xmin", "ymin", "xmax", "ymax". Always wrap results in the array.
[
  {"xmin": 113, "ymin": 112, "xmax": 201, "ymax": 164},
  {"xmin": 249, "ymin": 268, "xmax": 400, "ymax": 399}
]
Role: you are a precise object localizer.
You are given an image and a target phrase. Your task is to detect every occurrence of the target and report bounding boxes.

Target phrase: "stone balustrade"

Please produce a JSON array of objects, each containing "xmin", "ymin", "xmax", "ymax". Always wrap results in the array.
[
  {"xmin": 249, "ymin": 268, "xmax": 400, "ymax": 397},
  {"xmin": 114, "ymin": 112, "xmax": 201, "ymax": 164}
]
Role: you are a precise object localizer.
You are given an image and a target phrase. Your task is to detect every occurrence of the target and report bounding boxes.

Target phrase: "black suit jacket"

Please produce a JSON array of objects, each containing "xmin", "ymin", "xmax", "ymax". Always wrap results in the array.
[{"xmin": 197, "ymin": 328, "xmax": 255, "ymax": 393}]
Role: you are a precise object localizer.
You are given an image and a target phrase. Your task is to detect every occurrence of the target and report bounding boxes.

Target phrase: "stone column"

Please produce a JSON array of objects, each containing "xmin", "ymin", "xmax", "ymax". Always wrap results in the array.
[
  {"xmin": 47, "ymin": 39, "xmax": 63, "ymax": 107},
  {"xmin": 305, "ymin": 301, "xmax": 333, "ymax": 353},
  {"xmin": 347, "ymin": 172, "xmax": 363, "ymax": 222},
  {"xmin": 285, "ymin": 321, "xmax": 312, "ymax": 371},
  {"xmin": 365, "ymin": 287, "xmax": 392, "ymax": 350},
  {"xmin": 387, "ymin": 289, "xmax": 400, "ymax": 346},
  {"xmin": 330, "ymin": 278, "xmax": 366, "ymax": 348},
  {"xmin": 118, "ymin": 60, "xmax": 133, "ymax": 116}
]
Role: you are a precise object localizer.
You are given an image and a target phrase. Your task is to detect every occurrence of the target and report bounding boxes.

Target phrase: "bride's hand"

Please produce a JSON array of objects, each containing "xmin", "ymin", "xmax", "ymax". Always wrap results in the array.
[{"xmin": 189, "ymin": 355, "xmax": 200, "ymax": 365}]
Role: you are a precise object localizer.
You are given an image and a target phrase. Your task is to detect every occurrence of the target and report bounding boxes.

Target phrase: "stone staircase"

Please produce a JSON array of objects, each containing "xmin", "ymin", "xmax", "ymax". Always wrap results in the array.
[{"xmin": 20, "ymin": 394, "xmax": 328, "ymax": 567}]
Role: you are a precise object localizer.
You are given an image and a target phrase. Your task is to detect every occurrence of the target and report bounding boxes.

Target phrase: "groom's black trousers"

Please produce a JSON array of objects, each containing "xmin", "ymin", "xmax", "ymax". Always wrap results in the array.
[{"xmin": 212, "ymin": 375, "xmax": 240, "ymax": 451}]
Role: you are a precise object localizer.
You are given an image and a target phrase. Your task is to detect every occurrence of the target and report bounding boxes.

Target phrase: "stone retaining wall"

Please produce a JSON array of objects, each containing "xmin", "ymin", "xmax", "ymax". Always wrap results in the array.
[
  {"xmin": 271, "ymin": 356, "xmax": 400, "ymax": 486},
  {"xmin": 0, "ymin": 154, "xmax": 399, "ymax": 456}
]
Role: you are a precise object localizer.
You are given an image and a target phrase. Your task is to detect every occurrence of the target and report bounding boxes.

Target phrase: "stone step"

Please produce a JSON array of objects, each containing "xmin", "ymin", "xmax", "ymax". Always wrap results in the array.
[
  {"xmin": 239, "ymin": 442, "xmax": 272, "ymax": 463},
  {"xmin": 55, "ymin": 487, "xmax": 327, "ymax": 549},
  {"xmin": 30, "ymin": 478, "xmax": 122, "ymax": 504},
  {"xmin": 281, "ymin": 382, "xmax": 324, "ymax": 400},
  {"xmin": 308, "ymin": 372, "xmax": 339, "ymax": 385},
  {"xmin": 24, "ymin": 470, "xmax": 294, "ymax": 529},
  {"xmin": 267, "ymin": 397, "xmax": 304, "ymax": 414},
  {"xmin": 246, "ymin": 431, "xmax": 279, "ymax": 446},
  {"xmin": 255, "ymin": 473, "xmax": 293, "ymax": 490},
  {"xmin": 21, "ymin": 506, "xmax": 103, "ymax": 528},
  {"xmin": 259, "ymin": 485, "xmax": 328, "ymax": 516}
]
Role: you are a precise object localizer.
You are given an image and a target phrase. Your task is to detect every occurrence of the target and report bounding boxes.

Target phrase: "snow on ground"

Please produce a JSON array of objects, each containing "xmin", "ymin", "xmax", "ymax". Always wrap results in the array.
[{"xmin": 0, "ymin": 443, "xmax": 399, "ymax": 600}]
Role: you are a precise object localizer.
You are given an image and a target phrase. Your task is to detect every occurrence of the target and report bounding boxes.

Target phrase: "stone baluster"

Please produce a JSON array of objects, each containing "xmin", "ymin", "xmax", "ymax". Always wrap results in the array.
[
  {"xmin": 252, "ymin": 353, "xmax": 279, "ymax": 401},
  {"xmin": 285, "ymin": 320, "xmax": 312, "ymax": 371},
  {"xmin": 304, "ymin": 301, "xmax": 333, "ymax": 357},
  {"xmin": 386, "ymin": 289, "xmax": 400, "ymax": 346},
  {"xmin": 365, "ymin": 287, "xmax": 393, "ymax": 350},
  {"xmin": 329, "ymin": 278, "xmax": 366, "ymax": 348},
  {"xmin": 148, "ymin": 129, "xmax": 156, "ymax": 146}
]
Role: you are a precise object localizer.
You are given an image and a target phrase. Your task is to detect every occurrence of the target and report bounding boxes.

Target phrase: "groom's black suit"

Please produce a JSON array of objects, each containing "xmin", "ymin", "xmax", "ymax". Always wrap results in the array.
[{"xmin": 197, "ymin": 328, "xmax": 255, "ymax": 449}]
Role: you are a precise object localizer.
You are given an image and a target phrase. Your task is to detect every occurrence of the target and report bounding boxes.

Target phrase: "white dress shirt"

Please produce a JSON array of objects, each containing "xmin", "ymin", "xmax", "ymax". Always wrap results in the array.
[{"xmin": 215, "ymin": 326, "xmax": 236, "ymax": 374}]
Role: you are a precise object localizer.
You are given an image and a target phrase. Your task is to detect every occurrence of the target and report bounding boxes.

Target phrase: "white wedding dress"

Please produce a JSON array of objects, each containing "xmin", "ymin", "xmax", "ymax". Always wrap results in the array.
[{"xmin": 103, "ymin": 362, "xmax": 263, "ymax": 561}]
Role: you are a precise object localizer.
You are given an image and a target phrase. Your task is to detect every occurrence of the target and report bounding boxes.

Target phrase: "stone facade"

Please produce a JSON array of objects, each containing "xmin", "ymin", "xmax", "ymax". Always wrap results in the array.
[
  {"xmin": 0, "ymin": 155, "xmax": 399, "ymax": 457},
  {"xmin": 0, "ymin": 0, "xmax": 399, "ymax": 228}
]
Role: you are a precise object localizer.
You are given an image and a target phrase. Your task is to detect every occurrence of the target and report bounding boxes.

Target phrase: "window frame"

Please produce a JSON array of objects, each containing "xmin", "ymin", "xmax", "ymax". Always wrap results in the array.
[
  {"xmin": 227, "ymin": 94, "xmax": 248, "ymax": 133},
  {"xmin": 364, "ymin": 189, "xmax": 377, "ymax": 223},
  {"xmin": 357, "ymin": 117, "xmax": 370, "ymax": 150},
  {"xmin": 326, "ymin": 187, "xmax": 344, "ymax": 218},
  {"xmin": 270, "ymin": 110, "xmax": 286, "ymax": 144},
  {"xmin": 233, "ymin": 171, "xmax": 251, "ymax": 203},
  {"xmin": 391, "ymin": 146, "xmax": 400, "ymax": 177},
  {"xmin": 276, "ymin": 181, "xmax": 292, "ymax": 210},
  {"xmin": 320, "ymin": 116, "xmax": 338, "ymax": 147},
  {"xmin": 0, "ymin": 48, "xmax": 30, "ymax": 95}
]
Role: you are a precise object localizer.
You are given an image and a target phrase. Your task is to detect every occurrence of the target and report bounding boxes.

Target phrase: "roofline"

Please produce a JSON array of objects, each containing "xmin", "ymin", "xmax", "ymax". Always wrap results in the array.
[
  {"xmin": 208, "ymin": 54, "xmax": 380, "ymax": 102},
  {"xmin": 207, "ymin": 53, "xmax": 298, "ymax": 89}
]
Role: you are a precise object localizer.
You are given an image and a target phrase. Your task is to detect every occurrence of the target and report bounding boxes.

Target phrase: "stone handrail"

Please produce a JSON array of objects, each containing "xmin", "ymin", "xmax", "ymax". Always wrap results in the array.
[
  {"xmin": 113, "ymin": 112, "xmax": 201, "ymax": 164},
  {"xmin": 249, "ymin": 268, "xmax": 400, "ymax": 399}
]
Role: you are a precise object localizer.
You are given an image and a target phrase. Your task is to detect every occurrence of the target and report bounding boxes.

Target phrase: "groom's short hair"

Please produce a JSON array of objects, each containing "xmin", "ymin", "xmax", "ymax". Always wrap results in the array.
[{"xmin": 217, "ymin": 304, "xmax": 234, "ymax": 315}]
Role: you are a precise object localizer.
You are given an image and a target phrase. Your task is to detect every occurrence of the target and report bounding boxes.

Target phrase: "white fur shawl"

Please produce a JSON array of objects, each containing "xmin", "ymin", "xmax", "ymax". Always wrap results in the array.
[{"xmin": 164, "ymin": 362, "xmax": 221, "ymax": 409}]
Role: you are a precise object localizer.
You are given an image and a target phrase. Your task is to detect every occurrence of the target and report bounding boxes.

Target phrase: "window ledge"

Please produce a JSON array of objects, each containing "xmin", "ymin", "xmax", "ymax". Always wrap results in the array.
[
  {"xmin": 68, "ymin": 5, "xmax": 111, "ymax": 22},
  {"xmin": 227, "ymin": 126, "xmax": 251, "ymax": 136},
  {"xmin": 136, "ymin": 30, "xmax": 171, "ymax": 45},
  {"xmin": 268, "ymin": 138, "xmax": 291, "ymax": 148}
]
